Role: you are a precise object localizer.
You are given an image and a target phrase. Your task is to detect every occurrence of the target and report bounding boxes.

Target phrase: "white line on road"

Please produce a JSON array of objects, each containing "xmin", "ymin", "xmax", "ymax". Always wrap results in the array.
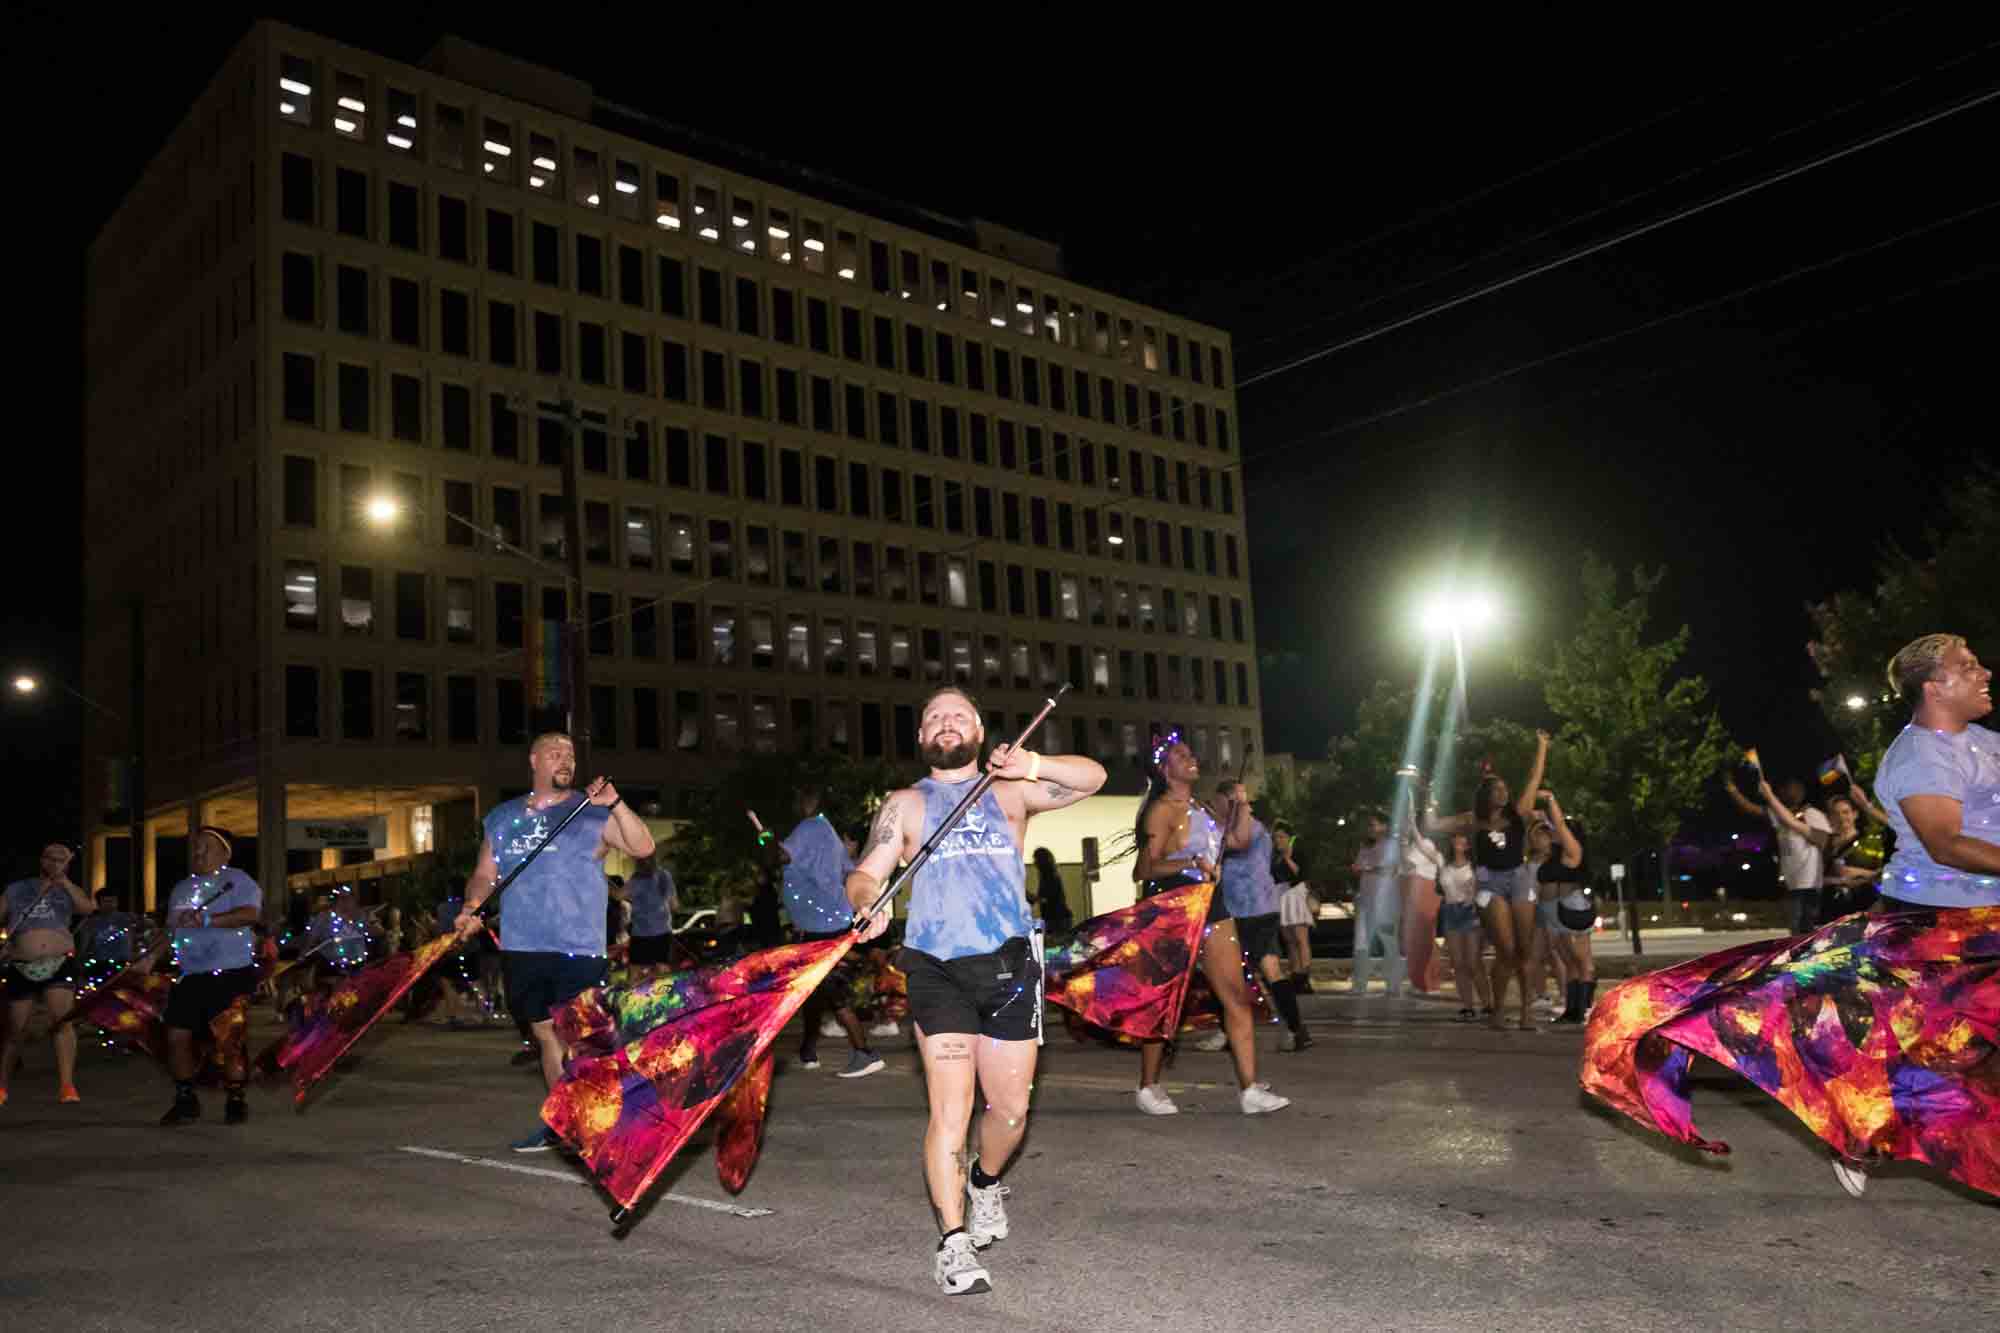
[{"xmin": 397, "ymin": 1145, "xmax": 775, "ymax": 1218}]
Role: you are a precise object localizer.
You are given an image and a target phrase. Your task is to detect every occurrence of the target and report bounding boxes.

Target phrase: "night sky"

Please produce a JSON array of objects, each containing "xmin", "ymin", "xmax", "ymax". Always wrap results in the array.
[{"xmin": 7, "ymin": 5, "xmax": 1997, "ymax": 861}]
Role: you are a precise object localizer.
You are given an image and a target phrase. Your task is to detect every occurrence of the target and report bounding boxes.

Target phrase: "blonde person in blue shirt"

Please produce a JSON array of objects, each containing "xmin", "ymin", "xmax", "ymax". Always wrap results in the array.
[
  {"xmin": 1871, "ymin": 634, "xmax": 1999, "ymax": 910},
  {"xmin": 157, "ymin": 827, "xmax": 263, "ymax": 1125},
  {"xmin": 772, "ymin": 784, "xmax": 882, "ymax": 1077},
  {"xmin": 1, "ymin": 843, "xmax": 95, "ymax": 1108}
]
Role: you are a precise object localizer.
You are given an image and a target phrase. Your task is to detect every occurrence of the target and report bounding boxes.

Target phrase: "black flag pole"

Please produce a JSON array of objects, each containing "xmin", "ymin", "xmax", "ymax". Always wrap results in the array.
[{"xmin": 474, "ymin": 784, "xmax": 610, "ymax": 926}]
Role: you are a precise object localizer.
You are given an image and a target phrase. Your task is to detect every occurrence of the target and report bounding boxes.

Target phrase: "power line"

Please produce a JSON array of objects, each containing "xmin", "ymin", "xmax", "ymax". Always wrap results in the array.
[{"xmin": 1235, "ymin": 76, "xmax": 2000, "ymax": 392}]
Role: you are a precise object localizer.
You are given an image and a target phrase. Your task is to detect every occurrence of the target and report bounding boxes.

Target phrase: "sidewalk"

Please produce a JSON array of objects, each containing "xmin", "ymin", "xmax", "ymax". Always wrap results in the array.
[{"xmin": 1309, "ymin": 925, "xmax": 1791, "ymax": 988}]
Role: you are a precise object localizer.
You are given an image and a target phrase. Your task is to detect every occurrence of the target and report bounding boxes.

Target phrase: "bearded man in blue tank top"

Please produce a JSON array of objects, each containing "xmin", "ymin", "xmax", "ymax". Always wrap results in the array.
[
  {"xmin": 453, "ymin": 732, "xmax": 657, "ymax": 1152},
  {"xmin": 845, "ymin": 686, "xmax": 1106, "ymax": 1297}
]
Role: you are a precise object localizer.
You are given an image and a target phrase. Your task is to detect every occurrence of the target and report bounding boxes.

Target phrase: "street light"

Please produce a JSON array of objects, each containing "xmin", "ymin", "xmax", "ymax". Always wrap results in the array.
[
  {"xmin": 13, "ymin": 674, "xmax": 36, "ymax": 694},
  {"xmin": 1844, "ymin": 693, "xmax": 1867, "ymax": 711}
]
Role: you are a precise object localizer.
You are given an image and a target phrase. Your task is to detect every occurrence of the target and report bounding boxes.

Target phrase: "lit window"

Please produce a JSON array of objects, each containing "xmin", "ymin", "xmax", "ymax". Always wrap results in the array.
[
  {"xmin": 822, "ymin": 618, "xmax": 847, "ymax": 675},
  {"xmin": 1011, "ymin": 640, "xmax": 1031, "ymax": 690},
  {"xmin": 666, "ymin": 514, "xmax": 695, "ymax": 574},
  {"xmin": 748, "ymin": 609, "xmax": 775, "ymax": 670},
  {"xmin": 944, "ymin": 556, "xmax": 970, "ymax": 608},
  {"xmin": 1092, "ymin": 648, "xmax": 1111, "ymax": 693},
  {"xmin": 750, "ymin": 695, "xmax": 779, "ymax": 753},
  {"xmin": 278, "ymin": 54, "xmax": 315, "ymax": 125},
  {"xmin": 854, "ymin": 622, "xmax": 879, "ymax": 676},
  {"xmin": 710, "ymin": 605, "xmax": 736, "ymax": 665},
  {"xmin": 1218, "ymin": 728, "xmax": 1234, "ymax": 769},
  {"xmin": 333, "ymin": 71, "xmax": 367, "ymax": 139},
  {"xmin": 889, "ymin": 626, "xmax": 913, "ymax": 679},
  {"xmin": 382, "ymin": 87, "xmax": 418, "ymax": 150},
  {"xmin": 931, "ymin": 259, "xmax": 952, "ymax": 311},
  {"xmin": 1043, "ymin": 295, "xmax": 1064, "ymax": 343},
  {"xmin": 625, "ymin": 507, "xmax": 656, "ymax": 570},
  {"xmin": 766, "ymin": 206, "xmax": 793, "ymax": 263},
  {"xmin": 1039, "ymin": 642, "xmax": 1060, "ymax": 687},
  {"xmin": 573, "ymin": 147, "xmax": 602, "ymax": 208},
  {"xmin": 730, "ymin": 196, "xmax": 758, "ymax": 254},
  {"xmin": 481, "ymin": 118, "xmax": 513, "ymax": 181},
  {"xmin": 654, "ymin": 171, "xmax": 682, "ymax": 229},
  {"xmin": 990, "ymin": 277, "xmax": 1009, "ymax": 328},
  {"xmin": 527, "ymin": 132, "xmax": 558, "ymax": 192},
  {"xmin": 693, "ymin": 184, "xmax": 721, "ymax": 241},
  {"xmin": 283, "ymin": 561, "xmax": 320, "ymax": 630},
  {"xmin": 982, "ymin": 635, "xmax": 1004, "ymax": 687},
  {"xmin": 713, "ymin": 692, "xmax": 742, "ymax": 752},
  {"xmin": 834, "ymin": 229, "xmax": 859, "ymax": 281},
  {"xmin": 1142, "ymin": 325, "xmax": 1160, "ymax": 371},
  {"xmin": 341, "ymin": 565, "xmax": 374, "ymax": 635},
  {"xmin": 951, "ymin": 632, "xmax": 974, "ymax": 685},
  {"xmin": 1137, "ymin": 585, "xmax": 1156, "ymax": 632},
  {"xmin": 801, "ymin": 217, "xmax": 827, "ymax": 271},
  {"xmin": 961, "ymin": 266, "xmax": 982, "ymax": 321},
  {"xmin": 1087, "ymin": 577, "xmax": 1106, "ymax": 625},
  {"xmin": 1059, "ymin": 575, "xmax": 1081, "ymax": 622},
  {"xmin": 900, "ymin": 250, "xmax": 921, "ymax": 301},
  {"xmin": 1015, "ymin": 285, "xmax": 1036, "ymax": 337},
  {"xmin": 786, "ymin": 614, "xmax": 811, "ymax": 671},
  {"xmin": 612, "ymin": 159, "xmax": 642, "ymax": 219}
]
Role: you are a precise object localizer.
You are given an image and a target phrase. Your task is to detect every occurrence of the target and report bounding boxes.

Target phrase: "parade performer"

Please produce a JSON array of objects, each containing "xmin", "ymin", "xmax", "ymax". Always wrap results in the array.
[
  {"xmin": 77, "ymin": 888, "xmax": 145, "ymax": 990},
  {"xmin": 300, "ymin": 885, "xmax": 372, "ymax": 982},
  {"xmin": 844, "ymin": 686, "xmax": 1105, "ymax": 1295},
  {"xmin": 158, "ymin": 827, "xmax": 262, "ymax": 1125},
  {"xmin": 454, "ymin": 732, "xmax": 655, "ymax": 1151},
  {"xmin": 1131, "ymin": 733, "xmax": 1289, "ymax": 1117},
  {"xmin": 623, "ymin": 855, "xmax": 678, "ymax": 974},
  {"xmin": 772, "ymin": 788, "xmax": 882, "ymax": 1077},
  {"xmin": 1, "ymin": 844, "xmax": 94, "ymax": 1106},
  {"xmin": 1218, "ymin": 783, "xmax": 1310, "ymax": 1052},
  {"xmin": 1581, "ymin": 634, "xmax": 1997, "ymax": 1199}
]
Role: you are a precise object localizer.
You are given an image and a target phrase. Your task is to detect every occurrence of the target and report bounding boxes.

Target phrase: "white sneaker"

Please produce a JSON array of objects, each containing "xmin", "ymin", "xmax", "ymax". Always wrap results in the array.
[
  {"xmin": 1531, "ymin": 996, "xmax": 1556, "ymax": 1015},
  {"xmin": 1239, "ymin": 1084, "xmax": 1290, "ymax": 1115},
  {"xmin": 965, "ymin": 1178, "xmax": 1010, "ymax": 1245},
  {"xmin": 819, "ymin": 1018, "xmax": 843, "ymax": 1038},
  {"xmin": 868, "ymin": 1020, "xmax": 900, "ymax": 1037},
  {"xmin": 1135, "ymin": 1084, "xmax": 1179, "ymax": 1116},
  {"xmin": 934, "ymin": 1231, "xmax": 991, "ymax": 1296},
  {"xmin": 1831, "ymin": 1154, "xmax": 1869, "ymax": 1198},
  {"xmin": 1191, "ymin": 1030, "xmax": 1228, "ymax": 1052}
]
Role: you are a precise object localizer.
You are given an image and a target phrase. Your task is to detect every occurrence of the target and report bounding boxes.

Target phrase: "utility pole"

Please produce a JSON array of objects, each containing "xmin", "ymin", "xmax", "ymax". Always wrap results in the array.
[{"xmin": 130, "ymin": 596, "xmax": 145, "ymax": 908}]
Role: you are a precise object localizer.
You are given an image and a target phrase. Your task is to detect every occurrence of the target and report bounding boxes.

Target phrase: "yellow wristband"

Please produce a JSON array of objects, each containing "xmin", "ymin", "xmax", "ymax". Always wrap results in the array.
[{"xmin": 1027, "ymin": 751, "xmax": 1042, "ymax": 782}]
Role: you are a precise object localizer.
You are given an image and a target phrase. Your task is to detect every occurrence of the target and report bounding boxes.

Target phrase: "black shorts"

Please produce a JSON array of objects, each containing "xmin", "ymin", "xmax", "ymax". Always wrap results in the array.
[
  {"xmin": 164, "ymin": 966, "xmax": 259, "ymax": 1031},
  {"xmin": 503, "ymin": 951, "xmax": 607, "ymax": 1024},
  {"xmin": 4, "ymin": 953, "xmax": 79, "ymax": 1001},
  {"xmin": 1234, "ymin": 912, "xmax": 1283, "ymax": 963},
  {"xmin": 628, "ymin": 933, "xmax": 677, "ymax": 966},
  {"xmin": 900, "ymin": 939, "xmax": 1040, "ymax": 1042}
]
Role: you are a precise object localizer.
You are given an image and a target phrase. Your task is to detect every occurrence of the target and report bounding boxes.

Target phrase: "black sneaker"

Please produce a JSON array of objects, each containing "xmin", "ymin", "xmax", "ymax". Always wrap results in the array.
[
  {"xmin": 510, "ymin": 1047, "xmax": 539, "ymax": 1067},
  {"xmin": 160, "ymin": 1093, "xmax": 201, "ymax": 1126},
  {"xmin": 224, "ymin": 1097, "xmax": 249, "ymax": 1125}
]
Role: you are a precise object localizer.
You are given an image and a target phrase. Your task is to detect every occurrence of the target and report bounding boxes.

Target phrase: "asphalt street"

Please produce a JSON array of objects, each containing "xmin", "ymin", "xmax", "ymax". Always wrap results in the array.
[{"xmin": 1, "ymin": 986, "xmax": 1993, "ymax": 1332}]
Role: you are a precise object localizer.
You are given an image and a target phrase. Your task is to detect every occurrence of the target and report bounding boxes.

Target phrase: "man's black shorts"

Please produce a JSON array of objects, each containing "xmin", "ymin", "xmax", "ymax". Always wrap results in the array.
[
  {"xmin": 627, "ymin": 933, "xmax": 677, "ymax": 966},
  {"xmin": 3, "ymin": 953, "xmax": 79, "ymax": 1001},
  {"xmin": 503, "ymin": 951, "xmax": 607, "ymax": 1024},
  {"xmin": 1234, "ymin": 912, "xmax": 1284, "ymax": 963},
  {"xmin": 899, "ymin": 938, "xmax": 1040, "ymax": 1041},
  {"xmin": 163, "ymin": 966, "xmax": 258, "ymax": 1031}
]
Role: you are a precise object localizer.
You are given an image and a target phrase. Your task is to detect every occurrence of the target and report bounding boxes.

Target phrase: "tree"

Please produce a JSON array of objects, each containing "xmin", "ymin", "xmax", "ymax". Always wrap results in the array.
[
  {"xmin": 1807, "ymin": 466, "xmax": 2000, "ymax": 778},
  {"xmin": 662, "ymin": 751, "xmax": 906, "ymax": 907},
  {"xmin": 1523, "ymin": 556, "xmax": 1734, "ymax": 872}
]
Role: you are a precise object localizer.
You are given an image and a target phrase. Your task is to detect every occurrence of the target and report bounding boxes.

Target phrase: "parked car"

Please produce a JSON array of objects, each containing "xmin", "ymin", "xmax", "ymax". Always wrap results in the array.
[{"xmin": 1307, "ymin": 902, "xmax": 1357, "ymax": 959}]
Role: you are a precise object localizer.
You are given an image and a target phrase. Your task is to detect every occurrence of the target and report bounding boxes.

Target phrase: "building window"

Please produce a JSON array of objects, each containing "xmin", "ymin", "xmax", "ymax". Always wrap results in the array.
[
  {"xmin": 281, "ymin": 252, "xmax": 316, "ymax": 323},
  {"xmin": 822, "ymin": 618, "xmax": 847, "ymax": 675},
  {"xmin": 446, "ymin": 675, "xmax": 478, "ymax": 743},
  {"xmin": 282, "ymin": 457, "xmax": 317, "ymax": 527},
  {"xmin": 445, "ymin": 578, "xmax": 476, "ymax": 644},
  {"xmin": 889, "ymin": 626, "xmax": 913, "ymax": 680},
  {"xmin": 283, "ymin": 560, "xmax": 320, "ymax": 631},
  {"xmin": 340, "ymin": 566, "xmax": 374, "ymax": 635},
  {"xmin": 819, "ymin": 536, "xmax": 844, "ymax": 594},
  {"xmin": 674, "ymin": 690, "xmax": 701, "ymax": 751},
  {"xmin": 282, "ymin": 353, "xmax": 317, "ymax": 425},
  {"xmin": 284, "ymin": 665, "xmax": 320, "ymax": 738},
  {"xmin": 634, "ymin": 687, "xmax": 661, "ymax": 750},
  {"xmin": 395, "ymin": 672, "xmax": 429, "ymax": 740},
  {"xmin": 340, "ymin": 669, "xmax": 375, "ymax": 739},
  {"xmin": 712, "ymin": 692, "xmax": 742, "ymax": 753},
  {"xmin": 855, "ymin": 621, "xmax": 879, "ymax": 676},
  {"xmin": 336, "ymin": 365, "xmax": 370, "ymax": 433},
  {"xmin": 394, "ymin": 572, "xmax": 426, "ymax": 641},
  {"xmin": 390, "ymin": 375, "xmax": 422, "ymax": 442},
  {"xmin": 279, "ymin": 152, "xmax": 316, "ymax": 225}
]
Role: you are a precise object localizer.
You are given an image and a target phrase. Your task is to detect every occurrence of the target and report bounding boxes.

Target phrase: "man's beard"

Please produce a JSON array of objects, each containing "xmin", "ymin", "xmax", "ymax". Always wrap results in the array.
[{"xmin": 922, "ymin": 739, "xmax": 979, "ymax": 769}]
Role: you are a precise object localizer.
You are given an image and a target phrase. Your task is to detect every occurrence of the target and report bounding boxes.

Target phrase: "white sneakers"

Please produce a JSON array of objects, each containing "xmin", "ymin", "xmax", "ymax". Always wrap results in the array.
[
  {"xmin": 819, "ymin": 1018, "xmax": 843, "ymax": 1038},
  {"xmin": 869, "ymin": 1019, "xmax": 901, "ymax": 1037},
  {"xmin": 965, "ymin": 1178, "xmax": 1010, "ymax": 1245},
  {"xmin": 1191, "ymin": 1030, "xmax": 1229, "ymax": 1052},
  {"xmin": 934, "ymin": 1231, "xmax": 991, "ymax": 1295},
  {"xmin": 1240, "ymin": 1083, "xmax": 1290, "ymax": 1115},
  {"xmin": 1831, "ymin": 1154, "xmax": 1870, "ymax": 1198},
  {"xmin": 1135, "ymin": 1084, "xmax": 1179, "ymax": 1116}
]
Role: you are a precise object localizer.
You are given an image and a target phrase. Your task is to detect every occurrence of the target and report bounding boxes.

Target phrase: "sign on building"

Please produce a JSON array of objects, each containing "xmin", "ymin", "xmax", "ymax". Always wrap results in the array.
[{"xmin": 287, "ymin": 817, "xmax": 389, "ymax": 850}]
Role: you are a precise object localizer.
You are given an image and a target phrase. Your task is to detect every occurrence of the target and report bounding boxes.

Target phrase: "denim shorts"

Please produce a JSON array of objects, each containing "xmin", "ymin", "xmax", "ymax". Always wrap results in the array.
[{"xmin": 1439, "ymin": 901, "xmax": 1482, "ymax": 934}]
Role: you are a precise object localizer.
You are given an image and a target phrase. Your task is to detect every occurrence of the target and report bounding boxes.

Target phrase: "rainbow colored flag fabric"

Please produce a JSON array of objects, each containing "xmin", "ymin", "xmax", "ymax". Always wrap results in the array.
[
  {"xmin": 1043, "ymin": 881, "xmax": 1214, "ymax": 1041},
  {"xmin": 542, "ymin": 935, "xmax": 852, "ymax": 1208},
  {"xmin": 1580, "ymin": 906, "xmax": 2000, "ymax": 1197},
  {"xmin": 258, "ymin": 933, "xmax": 461, "ymax": 1105},
  {"xmin": 75, "ymin": 969, "xmax": 248, "ymax": 1076}
]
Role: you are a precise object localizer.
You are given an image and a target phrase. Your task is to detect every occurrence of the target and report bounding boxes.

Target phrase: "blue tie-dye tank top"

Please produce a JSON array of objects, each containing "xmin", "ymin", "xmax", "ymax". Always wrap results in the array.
[{"xmin": 902, "ymin": 777, "xmax": 1031, "ymax": 961}]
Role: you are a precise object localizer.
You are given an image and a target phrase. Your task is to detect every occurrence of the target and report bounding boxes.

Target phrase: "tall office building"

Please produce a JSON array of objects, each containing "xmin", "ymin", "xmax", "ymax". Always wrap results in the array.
[{"xmin": 82, "ymin": 22, "xmax": 1261, "ymax": 912}]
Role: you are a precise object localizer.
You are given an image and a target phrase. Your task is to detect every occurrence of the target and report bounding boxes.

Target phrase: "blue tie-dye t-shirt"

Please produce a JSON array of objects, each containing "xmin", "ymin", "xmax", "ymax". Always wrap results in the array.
[
  {"xmin": 626, "ymin": 870, "xmax": 676, "ymax": 938},
  {"xmin": 482, "ymin": 794, "xmax": 613, "ymax": 956},
  {"xmin": 1221, "ymin": 819, "xmax": 1280, "ymax": 918},
  {"xmin": 902, "ymin": 778, "xmax": 1031, "ymax": 961},
  {"xmin": 782, "ymin": 814, "xmax": 856, "ymax": 933}
]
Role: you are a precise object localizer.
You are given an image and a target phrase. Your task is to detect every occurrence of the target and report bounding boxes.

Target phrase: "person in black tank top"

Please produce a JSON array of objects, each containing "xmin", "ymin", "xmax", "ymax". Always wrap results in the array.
[
  {"xmin": 1425, "ymin": 729, "xmax": 1552, "ymax": 1031},
  {"xmin": 1528, "ymin": 792, "xmax": 1592, "ymax": 1023}
]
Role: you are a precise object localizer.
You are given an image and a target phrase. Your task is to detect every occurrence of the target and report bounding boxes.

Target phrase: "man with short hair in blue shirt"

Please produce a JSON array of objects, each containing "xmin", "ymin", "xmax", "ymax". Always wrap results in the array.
[
  {"xmin": 454, "ymin": 732, "xmax": 656, "ymax": 1151},
  {"xmin": 775, "ymin": 785, "xmax": 879, "ymax": 1078},
  {"xmin": 1873, "ymin": 633, "xmax": 2000, "ymax": 909},
  {"xmin": 158, "ymin": 827, "xmax": 262, "ymax": 1126}
]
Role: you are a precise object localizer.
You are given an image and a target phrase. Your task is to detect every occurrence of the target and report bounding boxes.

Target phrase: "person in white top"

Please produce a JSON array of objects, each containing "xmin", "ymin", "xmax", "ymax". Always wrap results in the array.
[
  {"xmin": 1434, "ymin": 834, "xmax": 1492, "ymax": 1021},
  {"xmin": 1725, "ymin": 768, "xmax": 1832, "ymax": 933},
  {"xmin": 1398, "ymin": 812, "xmax": 1443, "ymax": 995}
]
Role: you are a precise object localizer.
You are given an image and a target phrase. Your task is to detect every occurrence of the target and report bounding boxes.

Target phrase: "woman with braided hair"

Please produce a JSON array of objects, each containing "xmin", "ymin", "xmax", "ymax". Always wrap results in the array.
[{"xmin": 1130, "ymin": 730, "xmax": 1290, "ymax": 1117}]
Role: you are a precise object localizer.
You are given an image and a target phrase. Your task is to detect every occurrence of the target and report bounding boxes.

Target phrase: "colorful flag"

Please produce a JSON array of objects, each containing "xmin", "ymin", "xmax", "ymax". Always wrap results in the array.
[
  {"xmin": 542, "ymin": 935, "xmax": 852, "ymax": 1208},
  {"xmin": 1043, "ymin": 881, "xmax": 1214, "ymax": 1041},
  {"xmin": 73, "ymin": 969, "xmax": 247, "ymax": 1077},
  {"xmin": 528, "ymin": 605, "xmax": 566, "ymax": 711},
  {"xmin": 257, "ymin": 934, "xmax": 461, "ymax": 1106},
  {"xmin": 1579, "ymin": 905, "xmax": 2000, "ymax": 1197}
]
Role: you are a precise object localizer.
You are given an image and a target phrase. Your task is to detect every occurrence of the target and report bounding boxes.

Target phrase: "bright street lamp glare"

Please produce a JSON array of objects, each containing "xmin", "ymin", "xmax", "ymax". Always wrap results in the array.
[
  {"xmin": 1463, "ymin": 594, "xmax": 1498, "ymax": 629},
  {"xmin": 1844, "ymin": 693, "xmax": 1867, "ymax": 712},
  {"xmin": 364, "ymin": 495, "xmax": 401, "ymax": 524},
  {"xmin": 1417, "ymin": 599, "xmax": 1451, "ymax": 637},
  {"xmin": 12, "ymin": 675, "xmax": 37, "ymax": 694}
]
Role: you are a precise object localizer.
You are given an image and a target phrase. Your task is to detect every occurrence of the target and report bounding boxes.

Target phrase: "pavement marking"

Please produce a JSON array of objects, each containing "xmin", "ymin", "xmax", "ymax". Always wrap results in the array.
[{"xmin": 397, "ymin": 1146, "xmax": 775, "ymax": 1219}]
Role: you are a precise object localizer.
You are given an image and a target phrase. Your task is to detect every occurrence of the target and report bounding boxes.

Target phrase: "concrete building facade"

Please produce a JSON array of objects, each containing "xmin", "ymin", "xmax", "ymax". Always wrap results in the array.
[{"xmin": 82, "ymin": 21, "xmax": 1262, "ymax": 914}]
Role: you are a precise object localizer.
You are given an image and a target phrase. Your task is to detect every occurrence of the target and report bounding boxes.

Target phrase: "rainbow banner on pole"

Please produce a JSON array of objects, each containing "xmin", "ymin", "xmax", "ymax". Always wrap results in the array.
[{"xmin": 528, "ymin": 605, "xmax": 566, "ymax": 711}]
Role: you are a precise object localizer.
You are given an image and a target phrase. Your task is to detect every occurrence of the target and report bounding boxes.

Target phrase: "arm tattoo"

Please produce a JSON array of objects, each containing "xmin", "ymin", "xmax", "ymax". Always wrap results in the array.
[
  {"xmin": 866, "ymin": 800, "xmax": 902, "ymax": 854},
  {"xmin": 1039, "ymin": 780, "xmax": 1073, "ymax": 802}
]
